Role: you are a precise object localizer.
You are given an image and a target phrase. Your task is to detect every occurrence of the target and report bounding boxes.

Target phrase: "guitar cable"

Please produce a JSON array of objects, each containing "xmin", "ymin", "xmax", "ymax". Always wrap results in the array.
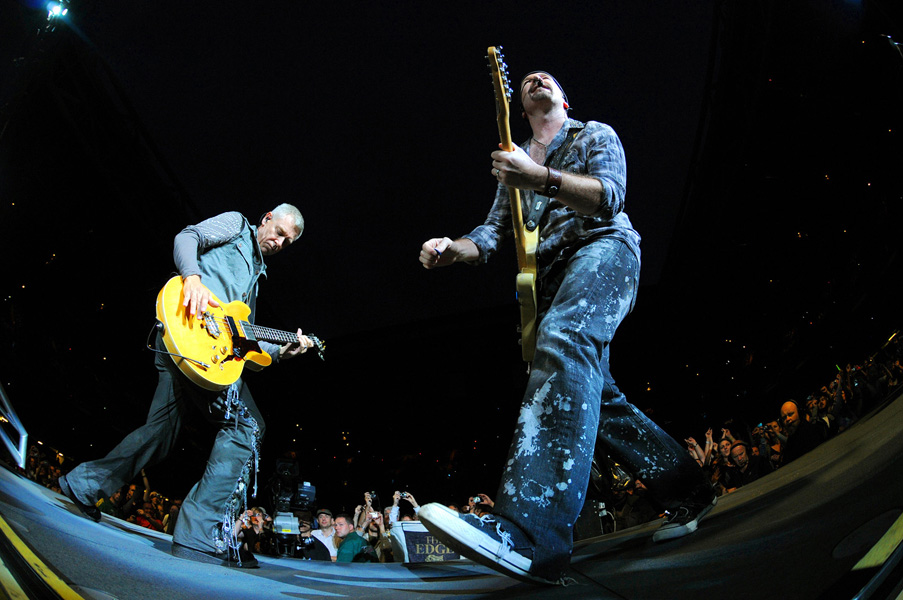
[{"xmin": 146, "ymin": 321, "xmax": 212, "ymax": 369}]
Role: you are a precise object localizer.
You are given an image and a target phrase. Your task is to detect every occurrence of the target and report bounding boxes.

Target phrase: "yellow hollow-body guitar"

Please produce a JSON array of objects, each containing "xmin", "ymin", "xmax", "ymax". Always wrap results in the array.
[
  {"xmin": 487, "ymin": 46, "xmax": 538, "ymax": 362},
  {"xmin": 155, "ymin": 276, "xmax": 324, "ymax": 391}
]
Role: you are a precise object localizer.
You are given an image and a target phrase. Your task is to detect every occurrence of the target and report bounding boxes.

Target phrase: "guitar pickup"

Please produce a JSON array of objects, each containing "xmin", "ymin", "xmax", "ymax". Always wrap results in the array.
[{"xmin": 226, "ymin": 316, "xmax": 258, "ymax": 342}]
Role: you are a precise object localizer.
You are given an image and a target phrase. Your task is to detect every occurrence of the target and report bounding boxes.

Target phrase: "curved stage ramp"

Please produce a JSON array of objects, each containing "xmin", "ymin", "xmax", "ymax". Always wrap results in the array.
[{"xmin": 2, "ymin": 392, "xmax": 903, "ymax": 600}]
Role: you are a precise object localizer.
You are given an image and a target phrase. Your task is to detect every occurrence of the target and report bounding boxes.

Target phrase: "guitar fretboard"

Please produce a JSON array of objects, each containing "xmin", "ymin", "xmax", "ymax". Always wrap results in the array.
[
  {"xmin": 246, "ymin": 322, "xmax": 297, "ymax": 345},
  {"xmin": 244, "ymin": 321, "xmax": 326, "ymax": 360}
]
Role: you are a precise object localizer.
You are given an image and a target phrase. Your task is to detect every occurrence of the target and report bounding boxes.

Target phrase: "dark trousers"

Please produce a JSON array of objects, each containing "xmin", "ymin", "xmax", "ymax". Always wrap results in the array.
[{"xmin": 63, "ymin": 335, "xmax": 265, "ymax": 553}]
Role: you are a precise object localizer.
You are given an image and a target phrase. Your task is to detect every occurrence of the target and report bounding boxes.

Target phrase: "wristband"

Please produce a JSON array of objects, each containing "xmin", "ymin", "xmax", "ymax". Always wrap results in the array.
[{"xmin": 544, "ymin": 167, "xmax": 562, "ymax": 198}]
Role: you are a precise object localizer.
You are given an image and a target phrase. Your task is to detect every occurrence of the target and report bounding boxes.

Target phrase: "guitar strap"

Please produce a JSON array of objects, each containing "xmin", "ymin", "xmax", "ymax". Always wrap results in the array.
[{"xmin": 524, "ymin": 122, "xmax": 584, "ymax": 232}]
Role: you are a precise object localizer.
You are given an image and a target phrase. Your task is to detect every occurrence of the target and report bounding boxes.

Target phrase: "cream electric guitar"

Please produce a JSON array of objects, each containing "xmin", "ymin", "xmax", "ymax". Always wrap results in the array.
[
  {"xmin": 487, "ymin": 46, "xmax": 538, "ymax": 362},
  {"xmin": 155, "ymin": 276, "xmax": 324, "ymax": 391}
]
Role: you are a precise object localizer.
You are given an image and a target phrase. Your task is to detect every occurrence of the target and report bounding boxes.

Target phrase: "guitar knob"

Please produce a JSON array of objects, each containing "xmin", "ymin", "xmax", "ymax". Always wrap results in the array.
[{"xmin": 211, "ymin": 355, "xmax": 220, "ymax": 363}]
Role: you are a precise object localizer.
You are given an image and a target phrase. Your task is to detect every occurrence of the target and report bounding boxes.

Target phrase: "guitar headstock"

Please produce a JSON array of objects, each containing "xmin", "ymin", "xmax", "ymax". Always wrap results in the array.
[
  {"xmin": 309, "ymin": 335, "xmax": 326, "ymax": 361},
  {"xmin": 487, "ymin": 46, "xmax": 512, "ymax": 121}
]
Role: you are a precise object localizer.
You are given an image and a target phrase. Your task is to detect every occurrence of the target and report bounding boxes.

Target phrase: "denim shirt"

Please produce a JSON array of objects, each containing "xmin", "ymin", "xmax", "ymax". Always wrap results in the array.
[
  {"xmin": 173, "ymin": 211, "xmax": 281, "ymax": 359},
  {"xmin": 464, "ymin": 119, "xmax": 641, "ymax": 283}
]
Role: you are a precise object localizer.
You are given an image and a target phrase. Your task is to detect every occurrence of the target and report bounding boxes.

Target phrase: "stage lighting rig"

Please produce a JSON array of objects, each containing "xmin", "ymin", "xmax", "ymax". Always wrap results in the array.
[
  {"xmin": 42, "ymin": 0, "xmax": 70, "ymax": 34},
  {"xmin": 46, "ymin": 1, "xmax": 68, "ymax": 18}
]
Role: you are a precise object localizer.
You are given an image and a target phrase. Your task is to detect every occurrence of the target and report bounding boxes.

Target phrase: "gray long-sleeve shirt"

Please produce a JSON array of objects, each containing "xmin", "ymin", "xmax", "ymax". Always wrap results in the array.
[{"xmin": 173, "ymin": 211, "xmax": 281, "ymax": 360}]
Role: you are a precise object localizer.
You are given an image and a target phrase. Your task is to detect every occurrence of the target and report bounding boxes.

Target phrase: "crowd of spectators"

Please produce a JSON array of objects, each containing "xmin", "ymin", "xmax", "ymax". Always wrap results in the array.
[
  {"xmin": 683, "ymin": 339, "xmax": 903, "ymax": 499},
  {"xmin": 19, "ymin": 449, "xmax": 183, "ymax": 535},
  {"xmin": 10, "ymin": 332, "xmax": 902, "ymax": 560},
  {"xmin": 578, "ymin": 333, "xmax": 903, "ymax": 534},
  {"xmin": 209, "ymin": 489, "xmax": 497, "ymax": 563},
  {"xmin": 13, "ymin": 443, "xmax": 498, "ymax": 564},
  {"xmin": 22, "ymin": 444, "xmax": 63, "ymax": 494}
]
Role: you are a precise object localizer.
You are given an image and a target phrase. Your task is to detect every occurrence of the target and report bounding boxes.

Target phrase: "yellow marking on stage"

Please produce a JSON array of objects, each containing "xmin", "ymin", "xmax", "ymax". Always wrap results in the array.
[
  {"xmin": 853, "ymin": 512, "xmax": 903, "ymax": 570},
  {"xmin": 0, "ymin": 513, "xmax": 85, "ymax": 599},
  {"xmin": 0, "ymin": 552, "xmax": 31, "ymax": 600}
]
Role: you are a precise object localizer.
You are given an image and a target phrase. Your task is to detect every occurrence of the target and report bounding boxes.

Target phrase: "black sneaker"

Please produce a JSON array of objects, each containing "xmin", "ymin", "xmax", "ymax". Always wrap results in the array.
[
  {"xmin": 419, "ymin": 503, "xmax": 560, "ymax": 585},
  {"xmin": 171, "ymin": 542, "xmax": 259, "ymax": 569},
  {"xmin": 58, "ymin": 476, "xmax": 102, "ymax": 523},
  {"xmin": 652, "ymin": 491, "xmax": 717, "ymax": 542}
]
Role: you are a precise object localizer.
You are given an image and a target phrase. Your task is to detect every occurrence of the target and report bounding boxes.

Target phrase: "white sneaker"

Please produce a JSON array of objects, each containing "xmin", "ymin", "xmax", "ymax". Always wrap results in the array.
[{"xmin": 419, "ymin": 503, "xmax": 558, "ymax": 585}]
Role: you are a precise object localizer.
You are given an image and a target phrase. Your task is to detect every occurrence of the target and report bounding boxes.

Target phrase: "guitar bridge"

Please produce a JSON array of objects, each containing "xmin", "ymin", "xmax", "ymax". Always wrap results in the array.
[{"xmin": 202, "ymin": 311, "xmax": 221, "ymax": 338}]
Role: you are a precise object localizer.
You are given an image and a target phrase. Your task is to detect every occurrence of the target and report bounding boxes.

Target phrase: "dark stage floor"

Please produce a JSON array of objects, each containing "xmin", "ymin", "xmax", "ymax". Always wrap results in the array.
[{"xmin": 2, "ymin": 391, "xmax": 903, "ymax": 599}]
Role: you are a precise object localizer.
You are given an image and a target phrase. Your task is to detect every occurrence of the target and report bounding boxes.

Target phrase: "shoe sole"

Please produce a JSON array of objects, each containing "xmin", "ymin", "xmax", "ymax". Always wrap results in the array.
[
  {"xmin": 419, "ymin": 504, "xmax": 552, "ymax": 585},
  {"xmin": 171, "ymin": 543, "xmax": 259, "ymax": 568},
  {"xmin": 58, "ymin": 477, "xmax": 102, "ymax": 523},
  {"xmin": 652, "ymin": 495, "xmax": 717, "ymax": 543}
]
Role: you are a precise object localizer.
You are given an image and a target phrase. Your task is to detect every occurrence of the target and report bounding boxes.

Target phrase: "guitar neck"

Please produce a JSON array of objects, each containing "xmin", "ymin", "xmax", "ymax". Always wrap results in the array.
[
  {"xmin": 495, "ymin": 80, "xmax": 530, "ymax": 271},
  {"xmin": 243, "ymin": 322, "xmax": 325, "ymax": 361},
  {"xmin": 488, "ymin": 46, "xmax": 533, "ymax": 273},
  {"xmin": 246, "ymin": 323, "xmax": 298, "ymax": 345},
  {"xmin": 496, "ymin": 112, "xmax": 516, "ymax": 153}
]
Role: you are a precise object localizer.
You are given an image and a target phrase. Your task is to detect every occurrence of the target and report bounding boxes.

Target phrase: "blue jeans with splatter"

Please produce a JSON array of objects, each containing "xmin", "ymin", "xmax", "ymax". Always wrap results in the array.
[{"xmin": 492, "ymin": 238, "xmax": 706, "ymax": 580}]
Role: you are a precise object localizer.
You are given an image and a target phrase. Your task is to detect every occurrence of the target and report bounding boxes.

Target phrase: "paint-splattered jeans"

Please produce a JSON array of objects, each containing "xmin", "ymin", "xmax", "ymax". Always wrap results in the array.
[{"xmin": 492, "ymin": 238, "xmax": 706, "ymax": 580}]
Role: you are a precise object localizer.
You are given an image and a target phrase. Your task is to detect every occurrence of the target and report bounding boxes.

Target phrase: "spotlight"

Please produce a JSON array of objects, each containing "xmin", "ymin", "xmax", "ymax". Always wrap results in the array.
[{"xmin": 46, "ymin": 1, "xmax": 68, "ymax": 18}]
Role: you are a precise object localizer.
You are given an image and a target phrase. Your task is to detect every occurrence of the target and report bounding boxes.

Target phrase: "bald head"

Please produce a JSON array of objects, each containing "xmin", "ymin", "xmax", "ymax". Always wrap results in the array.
[{"xmin": 780, "ymin": 401, "xmax": 802, "ymax": 435}]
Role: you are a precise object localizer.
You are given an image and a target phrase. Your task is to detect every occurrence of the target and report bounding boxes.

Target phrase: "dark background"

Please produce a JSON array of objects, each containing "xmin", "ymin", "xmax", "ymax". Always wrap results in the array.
[{"xmin": 1, "ymin": 0, "xmax": 901, "ymax": 512}]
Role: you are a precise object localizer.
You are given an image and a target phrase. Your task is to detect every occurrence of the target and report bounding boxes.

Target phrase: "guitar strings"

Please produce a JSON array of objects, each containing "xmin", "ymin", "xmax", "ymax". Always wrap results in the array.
[
  {"xmin": 205, "ymin": 316, "xmax": 300, "ymax": 344},
  {"xmin": 200, "ymin": 316, "xmax": 325, "ymax": 360}
]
